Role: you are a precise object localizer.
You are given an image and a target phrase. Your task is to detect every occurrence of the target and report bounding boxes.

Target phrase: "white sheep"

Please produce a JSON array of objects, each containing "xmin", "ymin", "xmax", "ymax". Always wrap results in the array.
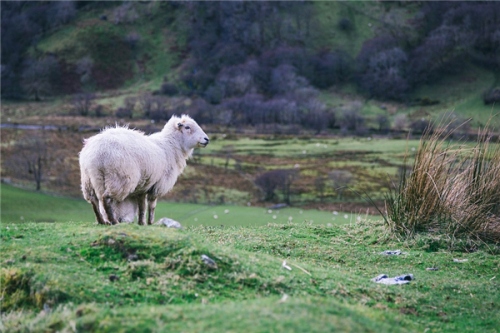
[{"xmin": 79, "ymin": 114, "xmax": 209, "ymax": 225}]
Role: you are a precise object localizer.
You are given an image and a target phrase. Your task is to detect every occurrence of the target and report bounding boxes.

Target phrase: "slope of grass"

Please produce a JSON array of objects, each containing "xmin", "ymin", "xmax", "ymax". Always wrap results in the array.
[
  {"xmin": 0, "ymin": 184, "xmax": 376, "ymax": 227},
  {"xmin": 409, "ymin": 65, "xmax": 500, "ymax": 127},
  {"xmin": 1, "ymin": 184, "xmax": 499, "ymax": 332}
]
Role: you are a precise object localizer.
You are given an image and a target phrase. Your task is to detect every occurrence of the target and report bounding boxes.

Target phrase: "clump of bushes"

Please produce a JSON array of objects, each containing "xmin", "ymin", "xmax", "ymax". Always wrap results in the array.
[
  {"xmin": 483, "ymin": 88, "xmax": 500, "ymax": 105},
  {"xmin": 385, "ymin": 121, "xmax": 500, "ymax": 244}
]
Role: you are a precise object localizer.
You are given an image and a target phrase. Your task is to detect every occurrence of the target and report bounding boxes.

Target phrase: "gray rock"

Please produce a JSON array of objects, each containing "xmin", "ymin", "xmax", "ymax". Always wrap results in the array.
[
  {"xmin": 372, "ymin": 274, "xmax": 414, "ymax": 285},
  {"xmin": 201, "ymin": 254, "xmax": 217, "ymax": 269},
  {"xmin": 380, "ymin": 250, "xmax": 405, "ymax": 255},
  {"xmin": 156, "ymin": 218, "xmax": 182, "ymax": 229}
]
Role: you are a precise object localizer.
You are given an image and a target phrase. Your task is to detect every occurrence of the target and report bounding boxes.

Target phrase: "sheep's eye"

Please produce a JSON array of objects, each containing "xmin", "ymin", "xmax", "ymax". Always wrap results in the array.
[{"xmin": 185, "ymin": 125, "xmax": 190, "ymax": 130}]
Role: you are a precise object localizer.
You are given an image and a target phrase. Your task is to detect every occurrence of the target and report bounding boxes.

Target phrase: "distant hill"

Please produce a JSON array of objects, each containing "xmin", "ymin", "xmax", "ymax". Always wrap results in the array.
[{"xmin": 1, "ymin": 1, "xmax": 499, "ymax": 129}]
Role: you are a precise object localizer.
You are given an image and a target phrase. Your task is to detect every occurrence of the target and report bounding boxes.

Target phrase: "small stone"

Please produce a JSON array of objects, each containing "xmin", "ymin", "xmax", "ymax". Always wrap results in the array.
[
  {"xmin": 201, "ymin": 254, "xmax": 217, "ymax": 269},
  {"xmin": 156, "ymin": 218, "xmax": 182, "ymax": 229},
  {"xmin": 453, "ymin": 258, "xmax": 468, "ymax": 263}
]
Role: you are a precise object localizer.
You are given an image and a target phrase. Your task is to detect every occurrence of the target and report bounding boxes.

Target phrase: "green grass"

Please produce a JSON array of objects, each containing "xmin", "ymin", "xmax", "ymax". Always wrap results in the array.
[
  {"xmin": 0, "ymin": 184, "xmax": 378, "ymax": 227},
  {"xmin": 2, "ymin": 184, "xmax": 500, "ymax": 332},
  {"xmin": 409, "ymin": 65, "xmax": 500, "ymax": 127},
  {"xmin": 204, "ymin": 136, "xmax": 420, "ymax": 158}
]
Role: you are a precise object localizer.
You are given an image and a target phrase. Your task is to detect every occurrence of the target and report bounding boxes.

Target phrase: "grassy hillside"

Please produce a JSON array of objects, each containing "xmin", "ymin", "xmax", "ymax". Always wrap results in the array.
[{"xmin": 1, "ymin": 185, "xmax": 499, "ymax": 332}]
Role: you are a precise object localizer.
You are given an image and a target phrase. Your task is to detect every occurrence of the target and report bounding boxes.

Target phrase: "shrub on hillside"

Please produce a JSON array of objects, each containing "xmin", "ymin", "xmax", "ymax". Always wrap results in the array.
[
  {"xmin": 115, "ymin": 97, "xmax": 136, "ymax": 119},
  {"xmin": 123, "ymin": 32, "xmax": 141, "ymax": 50},
  {"xmin": 213, "ymin": 61, "xmax": 259, "ymax": 99},
  {"xmin": 483, "ymin": 88, "xmax": 500, "ymax": 105},
  {"xmin": 269, "ymin": 64, "xmax": 309, "ymax": 96},
  {"xmin": 160, "ymin": 82, "xmax": 179, "ymax": 96},
  {"xmin": 77, "ymin": 24, "xmax": 133, "ymax": 90},
  {"xmin": 307, "ymin": 50, "xmax": 353, "ymax": 89},
  {"xmin": 356, "ymin": 46, "xmax": 410, "ymax": 101},
  {"xmin": 408, "ymin": 25, "xmax": 472, "ymax": 86},
  {"xmin": 338, "ymin": 102, "xmax": 366, "ymax": 135},
  {"xmin": 338, "ymin": 18, "xmax": 353, "ymax": 32},
  {"xmin": 20, "ymin": 56, "xmax": 60, "ymax": 101},
  {"xmin": 409, "ymin": 118, "xmax": 433, "ymax": 135}
]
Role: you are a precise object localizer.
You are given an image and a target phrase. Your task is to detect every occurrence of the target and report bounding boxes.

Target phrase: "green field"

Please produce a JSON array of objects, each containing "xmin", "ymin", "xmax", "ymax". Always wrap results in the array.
[
  {"xmin": 0, "ymin": 184, "xmax": 379, "ymax": 227},
  {"xmin": 1, "ymin": 184, "xmax": 499, "ymax": 332}
]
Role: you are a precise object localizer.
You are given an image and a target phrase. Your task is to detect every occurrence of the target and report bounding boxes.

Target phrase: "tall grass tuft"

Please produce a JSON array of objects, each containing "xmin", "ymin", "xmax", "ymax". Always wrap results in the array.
[{"xmin": 385, "ymin": 121, "xmax": 500, "ymax": 244}]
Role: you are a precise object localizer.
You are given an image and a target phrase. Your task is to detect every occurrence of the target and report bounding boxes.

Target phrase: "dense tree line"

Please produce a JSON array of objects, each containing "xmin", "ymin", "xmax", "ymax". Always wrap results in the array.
[
  {"xmin": 1, "ymin": 1, "xmax": 79, "ymax": 99},
  {"xmin": 2, "ymin": 1, "xmax": 499, "ymax": 110}
]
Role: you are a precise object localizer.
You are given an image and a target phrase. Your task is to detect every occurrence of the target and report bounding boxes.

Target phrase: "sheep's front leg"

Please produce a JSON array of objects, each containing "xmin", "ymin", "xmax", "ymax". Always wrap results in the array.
[
  {"xmin": 147, "ymin": 196, "xmax": 157, "ymax": 225},
  {"xmin": 137, "ymin": 194, "xmax": 147, "ymax": 225},
  {"xmin": 103, "ymin": 196, "xmax": 119, "ymax": 225}
]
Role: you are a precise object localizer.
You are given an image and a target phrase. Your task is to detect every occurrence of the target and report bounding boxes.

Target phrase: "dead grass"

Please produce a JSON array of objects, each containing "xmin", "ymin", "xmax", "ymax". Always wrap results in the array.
[{"xmin": 385, "ymin": 120, "xmax": 500, "ymax": 244}]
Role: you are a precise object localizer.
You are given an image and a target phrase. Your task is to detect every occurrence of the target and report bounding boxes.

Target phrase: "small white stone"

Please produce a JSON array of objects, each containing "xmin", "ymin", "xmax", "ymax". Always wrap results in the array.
[{"xmin": 156, "ymin": 218, "xmax": 182, "ymax": 229}]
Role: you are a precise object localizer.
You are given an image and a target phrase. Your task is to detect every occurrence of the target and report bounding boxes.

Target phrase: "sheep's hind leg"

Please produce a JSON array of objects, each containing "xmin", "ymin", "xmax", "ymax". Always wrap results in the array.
[
  {"xmin": 147, "ymin": 196, "xmax": 158, "ymax": 225},
  {"xmin": 87, "ymin": 190, "xmax": 107, "ymax": 224},
  {"xmin": 103, "ymin": 196, "xmax": 119, "ymax": 225},
  {"xmin": 90, "ymin": 199, "xmax": 106, "ymax": 225},
  {"xmin": 137, "ymin": 194, "xmax": 147, "ymax": 225}
]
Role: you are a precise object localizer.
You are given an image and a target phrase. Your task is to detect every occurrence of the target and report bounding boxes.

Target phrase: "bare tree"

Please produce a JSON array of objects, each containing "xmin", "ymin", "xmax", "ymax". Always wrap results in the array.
[
  {"xmin": 279, "ymin": 169, "xmax": 299, "ymax": 205},
  {"xmin": 255, "ymin": 169, "xmax": 299, "ymax": 204},
  {"xmin": 376, "ymin": 114, "xmax": 390, "ymax": 133},
  {"xmin": 329, "ymin": 170, "xmax": 353, "ymax": 200},
  {"xmin": 314, "ymin": 175, "xmax": 328, "ymax": 202},
  {"xmin": 222, "ymin": 145, "xmax": 234, "ymax": 170},
  {"xmin": 4, "ymin": 131, "xmax": 52, "ymax": 190},
  {"xmin": 255, "ymin": 170, "xmax": 280, "ymax": 202},
  {"xmin": 72, "ymin": 93, "xmax": 95, "ymax": 116}
]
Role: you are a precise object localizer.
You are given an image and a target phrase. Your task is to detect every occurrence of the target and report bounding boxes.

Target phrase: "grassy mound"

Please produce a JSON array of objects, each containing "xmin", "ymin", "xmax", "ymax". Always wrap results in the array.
[{"xmin": 1, "ymin": 210, "xmax": 499, "ymax": 332}]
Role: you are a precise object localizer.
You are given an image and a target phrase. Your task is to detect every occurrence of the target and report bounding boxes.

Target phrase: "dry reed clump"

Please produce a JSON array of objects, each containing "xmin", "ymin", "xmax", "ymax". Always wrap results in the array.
[{"xmin": 385, "ymin": 124, "xmax": 500, "ymax": 244}]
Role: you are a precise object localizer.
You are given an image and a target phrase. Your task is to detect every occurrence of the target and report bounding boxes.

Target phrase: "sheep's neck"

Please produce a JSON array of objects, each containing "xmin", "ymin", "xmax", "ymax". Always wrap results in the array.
[{"xmin": 166, "ymin": 138, "xmax": 190, "ymax": 173}]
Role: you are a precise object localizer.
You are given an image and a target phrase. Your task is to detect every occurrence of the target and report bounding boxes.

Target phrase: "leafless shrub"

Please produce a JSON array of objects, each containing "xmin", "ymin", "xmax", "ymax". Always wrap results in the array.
[
  {"xmin": 72, "ymin": 93, "xmax": 95, "ymax": 116},
  {"xmin": 329, "ymin": 170, "xmax": 353, "ymax": 199},
  {"xmin": 255, "ymin": 169, "xmax": 299, "ymax": 204},
  {"xmin": 3, "ymin": 131, "xmax": 52, "ymax": 190},
  {"xmin": 393, "ymin": 114, "xmax": 408, "ymax": 132}
]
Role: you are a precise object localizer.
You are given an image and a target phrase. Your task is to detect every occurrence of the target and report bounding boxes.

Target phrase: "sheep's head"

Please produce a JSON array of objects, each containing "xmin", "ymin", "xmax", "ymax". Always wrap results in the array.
[{"xmin": 166, "ymin": 115, "xmax": 209, "ymax": 151}]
